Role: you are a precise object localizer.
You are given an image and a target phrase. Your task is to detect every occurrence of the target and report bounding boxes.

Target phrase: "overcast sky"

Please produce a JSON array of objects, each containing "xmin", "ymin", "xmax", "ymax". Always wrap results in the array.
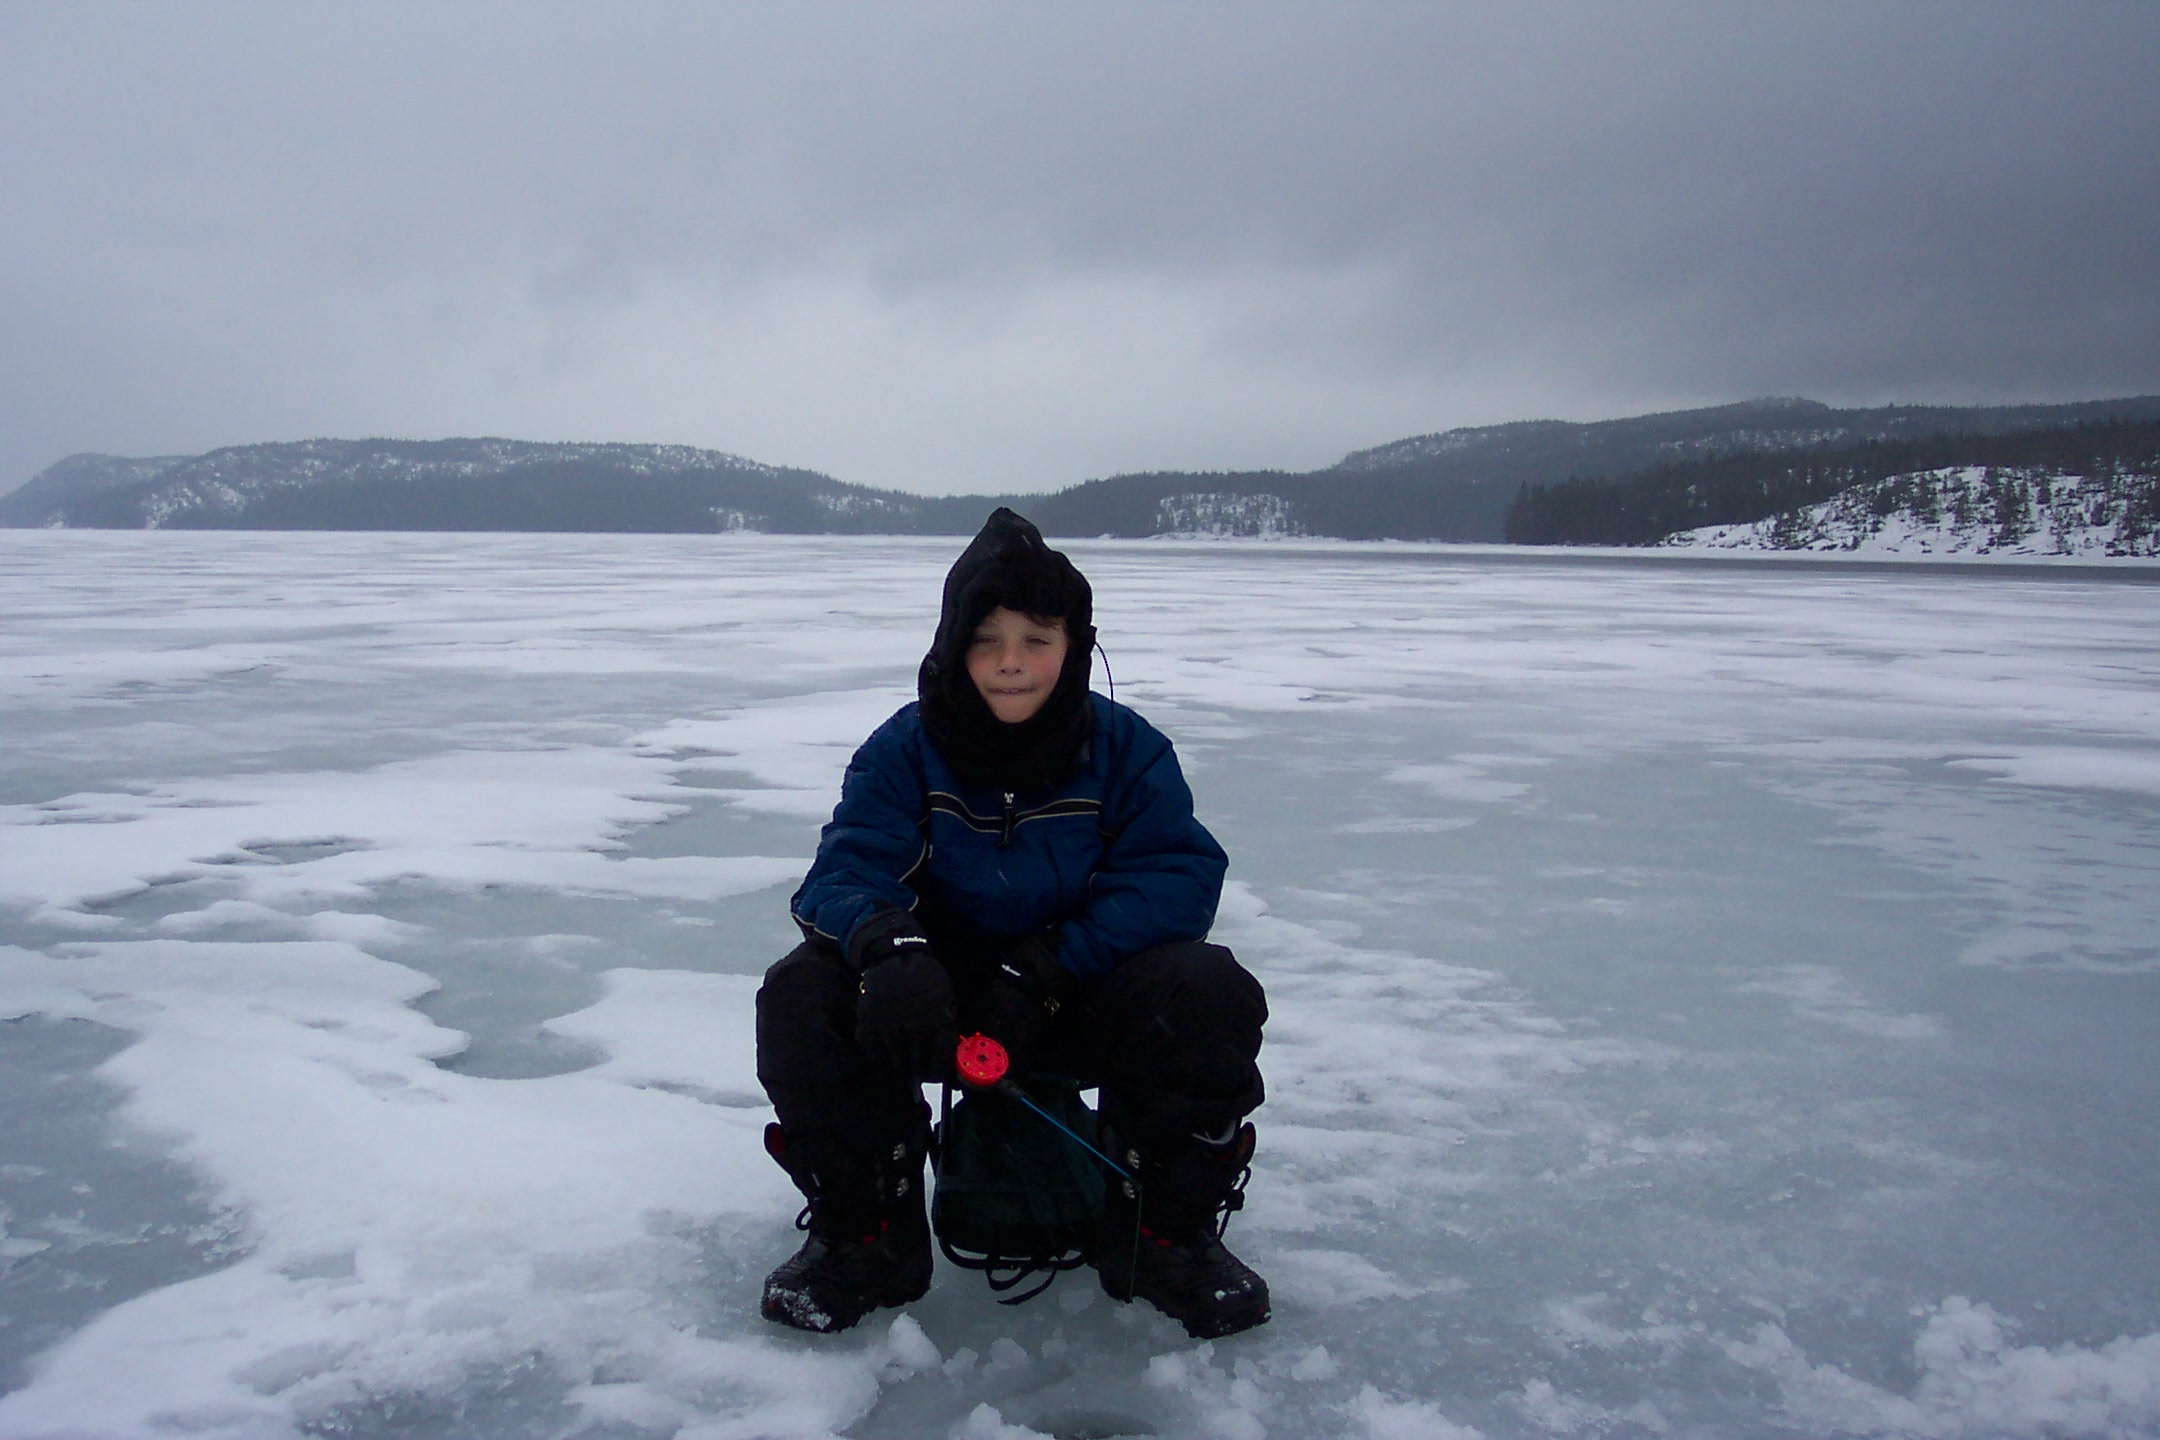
[{"xmin": 5, "ymin": 4, "xmax": 2157, "ymax": 496}]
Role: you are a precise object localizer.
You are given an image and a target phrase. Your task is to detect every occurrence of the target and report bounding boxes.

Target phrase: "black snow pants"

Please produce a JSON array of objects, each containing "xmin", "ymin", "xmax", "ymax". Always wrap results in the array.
[{"xmin": 756, "ymin": 936, "xmax": 1266, "ymax": 1153}]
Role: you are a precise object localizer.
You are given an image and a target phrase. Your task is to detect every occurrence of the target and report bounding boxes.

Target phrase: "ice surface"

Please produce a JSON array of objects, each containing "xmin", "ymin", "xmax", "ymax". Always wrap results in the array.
[{"xmin": 2, "ymin": 531, "xmax": 2158, "ymax": 1438}]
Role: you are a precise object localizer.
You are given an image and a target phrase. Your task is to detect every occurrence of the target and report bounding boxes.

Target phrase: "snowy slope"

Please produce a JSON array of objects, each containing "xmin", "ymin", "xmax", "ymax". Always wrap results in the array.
[
  {"xmin": 0, "ymin": 438, "xmax": 965, "ymax": 534},
  {"xmin": 1664, "ymin": 465, "xmax": 2160, "ymax": 559},
  {"xmin": 1152, "ymin": 492, "xmax": 1307, "ymax": 538},
  {"xmin": 3, "ymin": 534, "xmax": 2160, "ymax": 1438}
]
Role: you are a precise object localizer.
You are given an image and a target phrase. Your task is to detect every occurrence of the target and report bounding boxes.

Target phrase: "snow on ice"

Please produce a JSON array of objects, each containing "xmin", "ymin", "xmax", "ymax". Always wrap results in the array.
[{"xmin": 2, "ymin": 531, "xmax": 2158, "ymax": 1438}]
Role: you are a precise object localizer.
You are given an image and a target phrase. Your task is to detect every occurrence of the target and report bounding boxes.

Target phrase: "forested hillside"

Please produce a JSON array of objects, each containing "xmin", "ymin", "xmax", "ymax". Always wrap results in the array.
[
  {"xmin": 13, "ymin": 398, "xmax": 2160, "ymax": 541},
  {"xmin": 0, "ymin": 439, "xmax": 995, "ymax": 535},
  {"xmin": 1504, "ymin": 419, "xmax": 2160, "ymax": 546},
  {"xmin": 1662, "ymin": 464, "xmax": 2160, "ymax": 558},
  {"xmin": 1020, "ymin": 397, "xmax": 2160, "ymax": 541}
]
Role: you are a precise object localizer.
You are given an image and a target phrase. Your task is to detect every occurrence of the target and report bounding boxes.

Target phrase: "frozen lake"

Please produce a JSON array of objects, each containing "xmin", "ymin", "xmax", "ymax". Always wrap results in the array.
[{"xmin": 3, "ymin": 531, "xmax": 2158, "ymax": 1440}]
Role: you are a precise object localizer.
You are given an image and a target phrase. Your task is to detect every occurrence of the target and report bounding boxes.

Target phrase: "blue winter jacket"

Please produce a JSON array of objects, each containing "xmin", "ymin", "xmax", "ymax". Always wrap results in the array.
[{"xmin": 790, "ymin": 692, "xmax": 1227, "ymax": 981}]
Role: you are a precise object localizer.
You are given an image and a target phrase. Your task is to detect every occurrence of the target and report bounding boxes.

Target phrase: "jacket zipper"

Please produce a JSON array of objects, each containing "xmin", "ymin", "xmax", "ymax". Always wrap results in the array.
[{"xmin": 999, "ymin": 791, "xmax": 1016, "ymax": 848}]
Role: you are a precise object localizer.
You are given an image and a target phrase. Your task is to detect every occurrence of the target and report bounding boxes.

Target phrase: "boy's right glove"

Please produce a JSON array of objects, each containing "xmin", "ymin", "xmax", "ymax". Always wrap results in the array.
[
  {"xmin": 983, "ymin": 933, "xmax": 1080, "ymax": 1082},
  {"xmin": 848, "ymin": 908, "xmax": 957, "ymax": 1082}
]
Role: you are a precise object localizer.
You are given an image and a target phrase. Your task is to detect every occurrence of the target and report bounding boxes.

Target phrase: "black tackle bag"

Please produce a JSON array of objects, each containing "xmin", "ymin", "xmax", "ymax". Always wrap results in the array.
[{"xmin": 931, "ymin": 1076, "xmax": 1105, "ymax": 1303}]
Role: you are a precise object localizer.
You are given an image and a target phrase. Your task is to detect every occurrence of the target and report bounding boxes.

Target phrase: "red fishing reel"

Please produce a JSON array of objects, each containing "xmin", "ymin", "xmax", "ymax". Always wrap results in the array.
[{"xmin": 955, "ymin": 1033, "xmax": 1011, "ymax": 1089}]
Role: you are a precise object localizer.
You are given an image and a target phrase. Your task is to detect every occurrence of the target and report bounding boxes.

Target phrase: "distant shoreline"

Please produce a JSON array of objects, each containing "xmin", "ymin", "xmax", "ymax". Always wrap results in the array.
[{"xmin": 7, "ymin": 527, "xmax": 2156, "ymax": 584}]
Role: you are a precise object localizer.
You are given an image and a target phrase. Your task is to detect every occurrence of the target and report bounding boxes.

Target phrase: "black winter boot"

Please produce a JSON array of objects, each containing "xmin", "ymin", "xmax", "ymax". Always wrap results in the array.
[
  {"xmin": 1092, "ymin": 1118, "xmax": 1269, "ymax": 1339},
  {"xmin": 760, "ymin": 1118, "xmax": 932, "ymax": 1333}
]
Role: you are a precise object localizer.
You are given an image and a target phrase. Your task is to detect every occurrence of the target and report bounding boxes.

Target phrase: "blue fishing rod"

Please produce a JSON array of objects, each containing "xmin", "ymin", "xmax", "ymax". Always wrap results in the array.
[{"xmin": 953, "ymin": 1033, "xmax": 1132, "ymax": 1181}]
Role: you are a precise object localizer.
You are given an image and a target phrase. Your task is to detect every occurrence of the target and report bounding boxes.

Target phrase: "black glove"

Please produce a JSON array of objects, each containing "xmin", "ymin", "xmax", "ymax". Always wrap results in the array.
[
  {"xmin": 982, "ymin": 933, "xmax": 1081, "ymax": 1081},
  {"xmin": 849, "ymin": 909, "xmax": 957, "ymax": 1081}
]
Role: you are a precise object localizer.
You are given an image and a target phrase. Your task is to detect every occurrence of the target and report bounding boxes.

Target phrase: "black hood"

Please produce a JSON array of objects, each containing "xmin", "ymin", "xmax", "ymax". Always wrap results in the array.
[{"xmin": 918, "ymin": 508, "xmax": 1097, "ymax": 792}]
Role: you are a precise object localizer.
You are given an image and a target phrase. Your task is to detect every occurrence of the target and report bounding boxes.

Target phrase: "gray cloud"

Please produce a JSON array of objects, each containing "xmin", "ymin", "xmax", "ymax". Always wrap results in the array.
[{"xmin": 5, "ymin": 2, "xmax": 2157, "ymax": 495}]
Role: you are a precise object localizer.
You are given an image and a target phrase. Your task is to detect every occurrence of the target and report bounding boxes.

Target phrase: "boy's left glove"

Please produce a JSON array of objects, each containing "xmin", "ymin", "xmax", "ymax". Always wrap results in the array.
[
  {"xmin": 983, "ymin": 933, "xmax": 1081, "ymax": 1081},
  {"xmin": 848, "ymin": 908, "xmax": 957, "ymax": 1082}
]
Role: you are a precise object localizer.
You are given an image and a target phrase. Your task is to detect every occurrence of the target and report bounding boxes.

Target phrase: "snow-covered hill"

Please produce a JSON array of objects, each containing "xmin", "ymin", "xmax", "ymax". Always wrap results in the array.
[
  {"xmin": 1, "ymin": 439, "xmax": 784, "ymax": 529},
  {"xmin": 0, "ymin": 438, "xmax": 996, "ymax": 535},
  {"xmin": 1664, "ymin": 465, "xmax": 2160, "ymax": 559},
  {"xmin": 1152, "ymin": 492, "xmax": 1306, "ymax": 538}
]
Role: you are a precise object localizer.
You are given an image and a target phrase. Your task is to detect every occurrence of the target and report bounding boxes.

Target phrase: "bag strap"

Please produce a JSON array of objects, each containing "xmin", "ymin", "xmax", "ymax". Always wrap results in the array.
[{"xmin": 936, "ymin": 1235, "xmax": 1089, "ymax": 1305}]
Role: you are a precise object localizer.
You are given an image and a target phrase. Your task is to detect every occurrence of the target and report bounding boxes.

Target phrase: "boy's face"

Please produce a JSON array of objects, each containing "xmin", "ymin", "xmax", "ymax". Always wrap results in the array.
[{"xmin": 966, "ymin": 606, "xmax": 1069, "ymax": 725}]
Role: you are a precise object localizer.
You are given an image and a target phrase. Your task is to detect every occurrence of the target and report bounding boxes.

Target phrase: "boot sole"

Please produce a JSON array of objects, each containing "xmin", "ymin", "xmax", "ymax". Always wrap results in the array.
[
  {"xmin": 1091, "ymin": 1259, "xmax": 1271, "ymax": 1339},
  {"xmin": 1179, "ymin": 1293, "xmax": 1271, "ymax": 1339},
  {"xmin": 761, "ymin": 1255, "xmax": 933, "ymax": 1334}
]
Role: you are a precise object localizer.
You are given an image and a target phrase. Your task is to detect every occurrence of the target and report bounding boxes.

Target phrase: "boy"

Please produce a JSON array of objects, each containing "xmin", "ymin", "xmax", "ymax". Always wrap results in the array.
[{"xmin": 756, "ymin": 508, "xmax": 1270, "ymax": 1338}]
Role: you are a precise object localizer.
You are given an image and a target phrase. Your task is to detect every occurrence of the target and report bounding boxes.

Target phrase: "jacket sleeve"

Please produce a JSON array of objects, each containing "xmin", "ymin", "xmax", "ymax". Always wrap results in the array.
[
  {"xmin": 788, "ymin": 715, "xmax": 929, "ymax": 956},
  {"xmin": 1056, "ymin": 719, "xmax": 1228, "ymax": 980}
]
